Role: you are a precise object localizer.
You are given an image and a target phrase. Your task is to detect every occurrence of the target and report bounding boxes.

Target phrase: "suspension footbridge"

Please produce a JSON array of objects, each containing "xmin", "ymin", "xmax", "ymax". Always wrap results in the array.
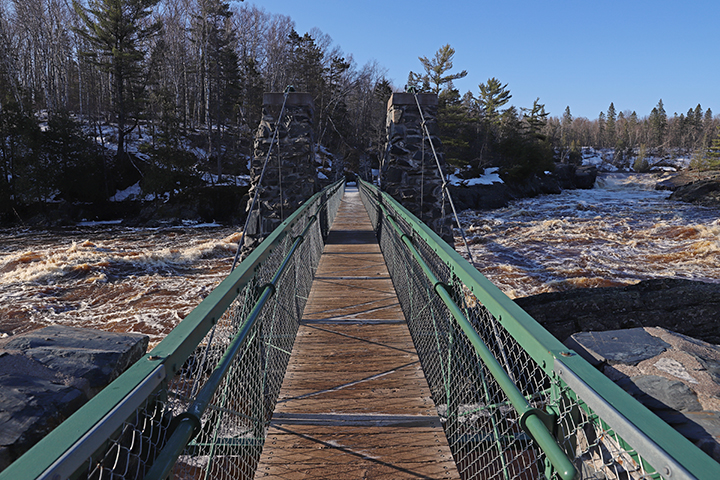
[
  {"xmin": 253, "ymin": 185, "xmax": 457, "ymax": 479},
  {"xmin": 3, "ymin": 89, "xmax": 720, "ymax": 479},
  {"xmin": 3, "ymin": 178, "xmax": 719, "ymax": 480}
]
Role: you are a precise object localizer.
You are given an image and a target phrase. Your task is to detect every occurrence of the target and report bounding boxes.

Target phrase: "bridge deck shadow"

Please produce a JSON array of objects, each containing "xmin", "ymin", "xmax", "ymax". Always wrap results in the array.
[{"xmin": 254, "ymin": 186, "xmax": 459, "ymax": 479}]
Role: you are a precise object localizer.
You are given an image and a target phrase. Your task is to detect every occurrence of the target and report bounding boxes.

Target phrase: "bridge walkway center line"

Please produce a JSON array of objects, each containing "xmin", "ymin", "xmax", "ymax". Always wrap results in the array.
[{"xmin": 254, "ymin": 185, "xmax": 460, "ymax": 479}]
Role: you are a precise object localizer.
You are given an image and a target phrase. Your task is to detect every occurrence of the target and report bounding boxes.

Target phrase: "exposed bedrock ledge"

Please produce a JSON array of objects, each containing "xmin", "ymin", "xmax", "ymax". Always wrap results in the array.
[
  {"xmin": 516, "ymin": 278, "xmax": 720, "ymax": 462},
  {"xmin": 657, "ymin": 170, "xmax": 720, "ymax": 206},
  {"xmin": 514, "ymin": 278, "xmax": 720, "ymax": 345},
  {"xmin": 448, "ymin": 164, "xmax": 598, "ymax": 211},
  {"xmin": 567, "ymin": 327, "xmax": 720, "ymax": 462}
]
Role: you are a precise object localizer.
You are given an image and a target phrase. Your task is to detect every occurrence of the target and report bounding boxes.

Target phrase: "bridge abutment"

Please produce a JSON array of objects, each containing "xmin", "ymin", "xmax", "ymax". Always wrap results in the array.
[
  {"xmin": 244, "ymin": 92, "xmax": 318, "ymax": 249},
  {"xmin": 381, "ymin": 92, "xmax": 451, "ymax": 241}
]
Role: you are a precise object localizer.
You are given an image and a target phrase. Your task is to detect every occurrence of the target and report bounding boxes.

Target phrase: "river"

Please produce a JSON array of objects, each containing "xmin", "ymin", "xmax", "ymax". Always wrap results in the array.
[
  {"xmin": 2, "ymin": 173, "xmax": 719, "ymax": 345},
  {"xmin": 460, "ymin": 172, "xmax": 720, "ymax": 298},
  {"xmin": 0, "ymin": 224, "xmax": 240, "ymax": 345}
]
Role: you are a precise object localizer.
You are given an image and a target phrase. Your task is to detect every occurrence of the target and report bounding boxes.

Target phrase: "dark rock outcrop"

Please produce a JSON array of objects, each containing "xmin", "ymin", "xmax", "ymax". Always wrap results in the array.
[
  {"xmin": 655, "ymin": 171, "xmax": 720, "ymax": 191},
  {"xmin": 514, "ymin": 278, "xmax": 720, "ymax": 345},
  {"xmin": 655, "ymin": 171, "xmax": 720, "ymax": 206},
  {"xmin": 0, "ymin": 326, "xmax": 148, "ymax": 471},
  {"xmin": 447, "ymin": 183, "xmax": 512, "ymax": 211},
  {"xmin": 449, "ymin": 165, "xmax": 598, "ymax": 211},
  {"xmin": 670, "ymin": 178, "xmax": 720, "ymax": 206}
]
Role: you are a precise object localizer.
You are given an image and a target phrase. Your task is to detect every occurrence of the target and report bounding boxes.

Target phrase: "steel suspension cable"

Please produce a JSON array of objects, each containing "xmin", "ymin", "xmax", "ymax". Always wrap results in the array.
[
  {"xmin": 231, "ymin": 87, "xmax": 292, "ymax": 271},
  {"xmin": 278, "ymin": 120, "xmax": 284, "ymax": 223},
  {"xmin": 411, "ymin": 91, "xmax": 475, "ymax": 265},
  {"xmin": 420, "ymin": 124, "xmax": 425, "ymax": 222}
]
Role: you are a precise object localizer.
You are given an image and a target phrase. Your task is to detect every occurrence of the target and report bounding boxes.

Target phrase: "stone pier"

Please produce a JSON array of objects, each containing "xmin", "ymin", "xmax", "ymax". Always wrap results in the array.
[
  {"xmin": 244, "ymin": 92, "xmax": 318, "ymax": 249},
  {"xmin": 381, "ymin": 93, "xmax": 451, "ymax": 241}
]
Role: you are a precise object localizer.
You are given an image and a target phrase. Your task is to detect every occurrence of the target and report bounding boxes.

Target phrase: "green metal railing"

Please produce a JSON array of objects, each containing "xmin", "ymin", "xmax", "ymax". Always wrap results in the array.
[
  {"xmin": 6, "ymin": 176, "xmax": 720, "ymax": 480},
  {"xmin": 1, "ymin": 179, "xmax": 344, "ymax": 480},
  {"xmin": 358, "ymin": 178, "xmax": 720, "ymax": 480}
]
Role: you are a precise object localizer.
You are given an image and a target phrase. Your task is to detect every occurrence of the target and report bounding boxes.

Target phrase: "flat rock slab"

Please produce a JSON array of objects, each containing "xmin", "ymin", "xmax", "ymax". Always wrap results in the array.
[
  {"xmin": 2, "ymin": 325, "xmax": 148, "ymax": 393},
  {"xmin": 566, "ymin": 329, "xmax": 671, "ymax": 366},
  {"xmin": 0, "ymin": 326, "xmax": 148, "ymax": 472},
  {"xmin": 566, "ymin": 327, "xmax": 720, "ymax": 462}
]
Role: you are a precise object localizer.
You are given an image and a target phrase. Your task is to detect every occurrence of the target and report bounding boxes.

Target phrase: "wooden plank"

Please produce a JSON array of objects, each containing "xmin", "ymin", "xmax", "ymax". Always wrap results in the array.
[{"xmin": 254, "ymin": 187, "xmax": 459, "ymax": 479}]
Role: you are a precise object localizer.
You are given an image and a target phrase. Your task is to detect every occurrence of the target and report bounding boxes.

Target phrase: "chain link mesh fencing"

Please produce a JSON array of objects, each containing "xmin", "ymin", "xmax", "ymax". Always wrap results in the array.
[
  {"xmin": 7, "ymin": 181, "xmax": 343, "ymax": 480},
  {"xmin": 359, "ymin": 180, "xmax": 715, "ymax": 480}
]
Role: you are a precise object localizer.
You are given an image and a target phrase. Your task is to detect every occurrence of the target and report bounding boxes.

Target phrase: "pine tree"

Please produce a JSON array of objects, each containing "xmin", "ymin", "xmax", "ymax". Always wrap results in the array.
[
  {"xmin": 417, "ymin": 44, "xmax": 467, "ymax": 95},
  {"xmin": 561, "ymin": 106, "xmax": 573, "ymax": 146},
  {"xmin": 634, "ymin": 143, "xmax": 649, "ymax": 172},
  {"xmin": 239, "ymin": 56, "xmax": 265, "ymax": 132},
  {"xmin": 287, "ymin": 30, "xmax": 325, "ymax": 96},
  {"xmin": 597, "ymin": 112, "xmax": 606, "ymax": 147},
  {"xmin": 693, "ymin": 104, "xmax": 704, "ymax": 145},
  {"xmin": 707, "ymin": 129, "xmax": 720, "ymax": 168},
  {"xmin": 477, "ymin": 77, "xmax": 512, "ymax": 126},
  {"xmin": 406, "ymin": 71, "xmax": 430, "ymax": 93},
  {"xmin": 192, "ymin": 0, "xmax": 241, "ymax": 178},
  {"xmin": 523, "ymin": 98, "xmax": 549, "ymax": 139},
  {"xmin": 648, "ymin": 99, "xmax": 667, "ymax": 148},
  {"xmin": 628, "ymin": 111, "xmax": 639, "ymax": 147},
  {"xmin": 616, "ymin": 111, "xmax": 630, "ymax": 153},
  {"xmin": 72, "ymin": 0, "xmax": 162, "ymax": 160},
  {"xmin": 437, "ymin": 87, "xmax": 475, "ymax": 168},
  {"xmin": 704, "ymin": 108, "xmax": 715, "ymax": 146},
  {"xmin": 606, "ymin": 102, "xmax": 616, "ymax": 147}
]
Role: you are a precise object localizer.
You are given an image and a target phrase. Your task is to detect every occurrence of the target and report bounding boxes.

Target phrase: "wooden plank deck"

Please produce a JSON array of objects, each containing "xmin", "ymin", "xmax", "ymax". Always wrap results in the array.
[{"xmin": 254, "ymin": 186, "xmax": 459, "ymax": 479}]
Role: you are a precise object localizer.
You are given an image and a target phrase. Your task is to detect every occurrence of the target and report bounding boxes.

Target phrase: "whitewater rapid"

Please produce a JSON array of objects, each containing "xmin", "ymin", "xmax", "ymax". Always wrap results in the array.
[
  {"xmin": 0, "ymin": 226, "xmax": 240, "ymax": 344},
  {"xmin": 2, "ymin": 174, "xmax": 718, "ymax": 344},
  {"xmin": 460, "ymin": 173, "xmax": 720, "ymax": 298}
]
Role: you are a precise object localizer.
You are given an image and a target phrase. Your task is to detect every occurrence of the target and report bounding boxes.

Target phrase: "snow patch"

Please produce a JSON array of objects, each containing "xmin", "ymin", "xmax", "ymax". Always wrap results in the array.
[
  {"xmin": 448, "ymin": 167, "xmax": 503, "ymax": 186},
  {"xmin": 110, "ymin": 182, "xmax": 142, "ymax": 202}
]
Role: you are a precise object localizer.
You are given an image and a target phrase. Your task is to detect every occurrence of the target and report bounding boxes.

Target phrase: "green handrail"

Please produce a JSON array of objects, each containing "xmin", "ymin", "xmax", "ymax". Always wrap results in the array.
[
  {"xmin": 144, "ymin": 199, "xmax": 328, "ymax": 480},
  {"xmin": 359, "ymin": 178, "xmax": 720, "ymax": 480},
  {"xmin": 1, "ymin": 179, "xmax": 344, "ymax": 480},
  {"xmin": 375, "ymin": 196, "xmax": 577, "ymax": 480}
]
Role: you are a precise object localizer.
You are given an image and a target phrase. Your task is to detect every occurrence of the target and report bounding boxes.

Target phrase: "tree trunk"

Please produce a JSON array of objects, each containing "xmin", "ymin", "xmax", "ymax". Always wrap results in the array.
[{"xmin": 116, "ymin": 64, "xmax": 125, "ymax": 159}]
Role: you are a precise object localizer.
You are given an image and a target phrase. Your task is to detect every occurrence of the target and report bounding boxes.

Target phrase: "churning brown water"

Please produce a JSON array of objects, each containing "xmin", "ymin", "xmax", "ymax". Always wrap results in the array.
[
  {"xmin": 0, "ymin": 225, "xmax": 239, "ymax": 345},
  {"xmin": 2, "ymin": 173, "xmax": 719, "ymax": 345},
  {"xmin": 461, "ymin": 173, "xmax": 720, "ymax": 298}
]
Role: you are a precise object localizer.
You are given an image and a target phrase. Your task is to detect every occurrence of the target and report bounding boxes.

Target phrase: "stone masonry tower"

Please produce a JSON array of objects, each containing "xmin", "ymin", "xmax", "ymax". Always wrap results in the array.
[
  {"xmin": 243, "ymin": 92, "xmax": 317, "ymax": 249},
  {"xmin": 381, "ymin": 92, "xmax": 451, "ymax": 241}
]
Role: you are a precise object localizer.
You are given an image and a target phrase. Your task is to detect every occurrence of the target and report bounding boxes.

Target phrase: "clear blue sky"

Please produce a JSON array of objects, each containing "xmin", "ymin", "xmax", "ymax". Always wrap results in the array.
[{"xmin": 244, "ymin": 0, "xmax": 719, "ymax": 120}]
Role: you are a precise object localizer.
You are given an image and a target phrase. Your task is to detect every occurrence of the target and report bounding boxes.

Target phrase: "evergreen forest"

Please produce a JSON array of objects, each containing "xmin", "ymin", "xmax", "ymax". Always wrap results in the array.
[{"xmin": 1, "ymin": 0, "xmax": 719, "ymax": 223}]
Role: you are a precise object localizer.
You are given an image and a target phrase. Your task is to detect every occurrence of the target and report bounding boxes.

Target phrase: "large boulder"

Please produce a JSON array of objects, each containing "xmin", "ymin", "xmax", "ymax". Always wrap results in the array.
[
  {"xmin": 572, "ymin": 165, "xmax": 599, "ymax": 189},
  {"xmin": 0, "ymin": 326, "xmax": 148, "ymax": 471}
]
